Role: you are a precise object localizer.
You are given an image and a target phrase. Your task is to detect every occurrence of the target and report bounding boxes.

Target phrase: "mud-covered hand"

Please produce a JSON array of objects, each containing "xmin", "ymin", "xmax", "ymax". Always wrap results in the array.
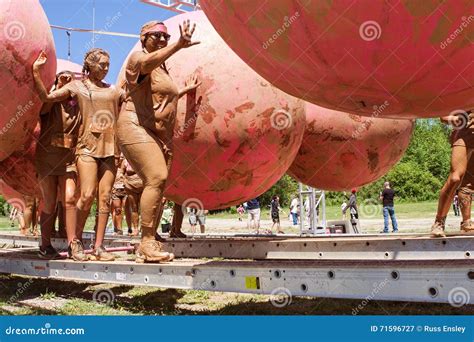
[
  {"xmin": 178, "ymin": 20, "xmax": 200, "ymax": 48},
  {"xmin": 33, "ymin": 51, "xmax": 48, "ymax": 71},
  {"xmin": 183, "ymin": 74, "xmax": 201, "ymax": 93}
]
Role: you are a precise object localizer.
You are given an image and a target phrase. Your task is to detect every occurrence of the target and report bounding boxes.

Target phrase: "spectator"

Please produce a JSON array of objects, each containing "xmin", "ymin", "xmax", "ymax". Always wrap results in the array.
[
  {"xmin": 380, "ymin": 181, "xmax": 398, "ymax": 233},
  {"xmin": 453, "ymin": 192, "xmax": 460, "ymax": 216},
  {"xmin": 343, "ymin": 188, "xmax": 359, "ymax": 232},
  {"xmin": 10, "ymin": 206, "xmax": 26, "ymax": 235},
  {"xmin": 189, "ymin": 208, "xmax": 207, "ymax": 234},
  {"xmin": 270, "ymin": 195, "xmax": 284, "ymax": 234},
  {"xmin": 246, "ymin": 198, "xmax": 261, "ymax": 233},
  {"xmin": 290, "ymin": 196, "xmax": 299, "ymax": 226},
  {"xmin": 160, "ymin": 202, "xmax": 173, "ymax": 234},
  {"xmin": 237, "ymin": 204, "xmax": 244, "ymax": 221}
]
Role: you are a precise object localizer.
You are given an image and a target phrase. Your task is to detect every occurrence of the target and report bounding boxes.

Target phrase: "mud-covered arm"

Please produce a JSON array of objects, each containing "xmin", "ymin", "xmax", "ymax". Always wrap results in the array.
[
  {"xmin": 32, "ymin": 51, "xmax": 71, "ymax": 103},
  {"xmin": 138, "ymin": 20, "xmax": 200, "ymax": 75}
]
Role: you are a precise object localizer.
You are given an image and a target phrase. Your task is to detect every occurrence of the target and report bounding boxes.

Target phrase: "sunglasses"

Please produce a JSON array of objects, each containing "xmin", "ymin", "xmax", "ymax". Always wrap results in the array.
[{"xmin": 149, "ymin": 32, "xmax": 170, "ymax": 41}]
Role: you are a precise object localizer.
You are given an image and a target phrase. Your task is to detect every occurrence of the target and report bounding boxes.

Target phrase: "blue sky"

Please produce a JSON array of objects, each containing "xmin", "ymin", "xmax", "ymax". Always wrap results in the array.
[{"xmin": 40, "ymin": 0, "xmax": 177, "ymax": 83}]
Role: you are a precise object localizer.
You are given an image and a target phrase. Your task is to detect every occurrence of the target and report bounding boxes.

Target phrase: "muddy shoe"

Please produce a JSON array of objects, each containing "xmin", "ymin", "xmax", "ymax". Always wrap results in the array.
[
  {"xmin": 38, "ymin": 245, "xmax": 61, "ymax": 260},
  {"xmin": 431, "ymin": 220, "xmax": 446, "ymax": 238},
  {"xmin": 90, "ymin": 246, "xmax": 115, "ymax": 262},
  {"xmin": 460, "ymin": 220, "xmax": 474, "ymax": 234},
  {"xmin": 136, "ymin": 240, "xmax": 174, "ymax": 263},
  {"xmin": 68, "ymin": 239, "xmax": 89, "ymax": 261},
  {"xmin": 169, "ymin": 229, "xmax": 187, "ymax": 239}
]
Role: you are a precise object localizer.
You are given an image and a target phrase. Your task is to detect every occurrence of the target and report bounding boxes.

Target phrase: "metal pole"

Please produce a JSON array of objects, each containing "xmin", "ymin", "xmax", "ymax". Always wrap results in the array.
[
  {"xmin": 310, "ymin": 187, "xmax": 316, "ymax": 233},
  {"xmin": 298, "ymin": 183, "xmax": 304, "ymax": 235},
  {"xmin": 92, "ymin": 0, "xmax": 96, "ymax": 48},
  {"xmin": 321, "ymin": 191, "xmax": 326, "ymax": 228}
]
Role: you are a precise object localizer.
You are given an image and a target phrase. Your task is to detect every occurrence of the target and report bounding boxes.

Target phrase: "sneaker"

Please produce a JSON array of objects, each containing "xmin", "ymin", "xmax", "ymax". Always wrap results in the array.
[
  {"xmin": 136, "ymin": 240, "xmax": 174, "ymax": 263},
  {"xmin": 379, "ymin": 230, "xmax": 389, "ymax": 234},
  {"xmin": 392, "ymin": 229, "xmax": 399, "ymax": 233},
  {"xmin": 90, "ymin": 246, "xmax": 115, "ymax": 262},
  {"xmin": 431, "ymin": 219, "xmax": 446, "ymax": 238},
  {"xmin": 68, "ymin": 239, "xmax": 89, "ymax": 261},
  {"xmin": 38, "ymin": 245, "xmax": 61, "ymax": 260}
]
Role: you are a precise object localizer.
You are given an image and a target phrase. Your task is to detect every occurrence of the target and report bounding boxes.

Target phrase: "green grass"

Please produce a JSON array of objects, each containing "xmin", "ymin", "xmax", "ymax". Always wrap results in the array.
[{"xmin": 0, "ymin": 275, "xmax": 472, "ymax": 315}]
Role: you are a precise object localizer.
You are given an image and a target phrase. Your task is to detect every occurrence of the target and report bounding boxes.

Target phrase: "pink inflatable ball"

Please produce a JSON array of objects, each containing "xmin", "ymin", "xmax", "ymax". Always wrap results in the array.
[
  {"xmin": 287, "ymin": 103, "xmax": 414, "ymax": 191},
  {"xmin": 200, "ymin": 0, "xmax": 474, "ymax": 119},
  {"xmin": 0, "ymin": 0, "xmax": 56, "ymax": 161},
  {"xmin": 0, "ymin": 123, "xmax": 41, "ymax": 197},
  {"xmin": 118, "ymin": 11, "xmax": 306, "ymax": 210},
  {"xmin": 56, "ymin": 59, "xmax": 83, "ymax": 80}
]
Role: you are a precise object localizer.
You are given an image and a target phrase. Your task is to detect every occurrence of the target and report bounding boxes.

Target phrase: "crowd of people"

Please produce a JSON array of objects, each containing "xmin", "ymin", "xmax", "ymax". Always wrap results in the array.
[{"xmin": 24, "ymin": 19, "xmax": 200, "ymax": 262}]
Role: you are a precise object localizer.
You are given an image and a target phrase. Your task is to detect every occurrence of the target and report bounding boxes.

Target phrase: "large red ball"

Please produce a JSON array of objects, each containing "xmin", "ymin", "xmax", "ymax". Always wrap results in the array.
[
  {"xmin": 200, "ymin": 0, "xmax": 474, "ymax": 118},
  {"xmin": 0, "ymin": 0, "xmax": 56, "ymax": 161},
  {"xmin": 0, "ymin": 123, "xmax": 41, "ymax": 197},
  {"xmin": 118, "ymin": 11, "xmax": 306, "ymax": 209},
  {"xmin": 287, "ymin": 103, "xmax": 414, "ymax": 191}
]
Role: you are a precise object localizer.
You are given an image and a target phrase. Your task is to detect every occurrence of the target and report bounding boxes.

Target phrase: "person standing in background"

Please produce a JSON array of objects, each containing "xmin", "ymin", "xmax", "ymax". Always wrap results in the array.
[
  {"xmin": 270, "ymin": 195, "xmax": 284, "ymax": 234},
  {"xmin": 453, "ymin": 192, "xmax": 460, "ymax": 216},
  {"xmin": 342, "ymin": 188, "xmax": 359, "ymax": 233},
  {"xmin": 160, "ymin": 201, "xmax": 173, "ymax": 234},
  {"xmin": 247, "ymin": 198, "xmax": 261, "ymax": 233},
  {"xmin": 237, "ymin": 204, "xmax": 244, "ymax": 221},
  {"xmin": 380, "ymin": 181, "xmax": 398, "ymax": 233},
  {"xmin": 290, "ymin": 196, "xmax": 299, "ymax": 226}
]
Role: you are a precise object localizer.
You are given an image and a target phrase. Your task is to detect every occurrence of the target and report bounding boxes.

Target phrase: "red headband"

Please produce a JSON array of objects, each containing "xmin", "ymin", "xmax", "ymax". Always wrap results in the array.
[{"xmin": 142, "ymin": 23, "xmax": 168, "ymax": 36}]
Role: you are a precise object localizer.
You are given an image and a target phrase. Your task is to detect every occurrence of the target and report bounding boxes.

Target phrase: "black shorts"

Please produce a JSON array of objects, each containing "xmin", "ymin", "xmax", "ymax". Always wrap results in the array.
[{"xmin": 271, "ymin": 212, "xmax": 280, "ymax": 223}]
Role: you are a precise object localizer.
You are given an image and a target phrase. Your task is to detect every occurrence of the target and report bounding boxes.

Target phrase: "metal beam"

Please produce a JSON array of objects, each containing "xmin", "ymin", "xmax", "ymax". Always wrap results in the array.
[
  {"xmin": 140, "ymin": 0, "xmax": 200, "ymax": 13},
  {"xmin": 1, "ymin": 251, "xmax": 473, "ymax": 304},
  {"xmin": 1, "ymin": 233, "xmax": 474, "ymax": 261}
]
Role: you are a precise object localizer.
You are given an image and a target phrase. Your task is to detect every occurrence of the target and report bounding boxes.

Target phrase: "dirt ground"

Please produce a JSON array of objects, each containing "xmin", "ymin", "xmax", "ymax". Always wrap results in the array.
[{"xmin": 179, "ymin": 216, "xmax": 465, "ymax": 235}]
